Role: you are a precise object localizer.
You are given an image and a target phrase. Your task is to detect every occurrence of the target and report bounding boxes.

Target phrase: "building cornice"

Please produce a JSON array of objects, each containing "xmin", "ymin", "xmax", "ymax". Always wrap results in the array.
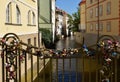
[
  {"xmin": 17, "ymin": 0, "xmax": 37, "ymax": 11},
  {"xmin": 79, "ymin": 1, "xmax": 86, "ymax": 6}
]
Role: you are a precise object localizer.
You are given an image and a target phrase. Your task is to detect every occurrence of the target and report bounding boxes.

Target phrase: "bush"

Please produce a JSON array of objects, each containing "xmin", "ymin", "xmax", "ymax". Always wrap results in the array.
[{"xmin": 39, "ymin": 28, "xmax": 55, "ymax": 49}]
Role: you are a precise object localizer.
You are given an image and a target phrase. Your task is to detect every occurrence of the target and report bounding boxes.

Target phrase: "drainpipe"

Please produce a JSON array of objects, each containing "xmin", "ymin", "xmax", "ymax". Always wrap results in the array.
[
  {"xmin": 96, "ymin": 0, "xmax": 99, "ymax": 82},
  {"xmin": 37, "ymin": 0, "xmax": 40, "ymax": 82},
  {"xmin": 37, "ymin": 0, "xmax": 40, "ymax": 48},
  {"xmin": 97, "ymin": 0, "xmax": 100, "ymax": 41}
]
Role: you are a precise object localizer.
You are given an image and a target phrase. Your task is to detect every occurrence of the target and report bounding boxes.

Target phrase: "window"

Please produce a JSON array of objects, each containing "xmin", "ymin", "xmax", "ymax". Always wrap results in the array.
[
  {"xmin": 99, "ymin": 5, "xmax": 103, "ymax": 16},
  {"xmin": 16, "ymin": 5, "xmax": 21, "ymax": 24},
  {"xmin": 95, "ymin": 7, "xmax": 98, "ymax": 17},
  {"xmin": 90, "ymin": 23, "xmax": 93, "ymax": 31},
  {"xmin": 107, "ymin": 2, "xmax": 111, "ymax": 15},
  {"xmin": 90, "ymin": 0, "xmax": 93, "ymax": 3},
  {"xmin": 28, "ymin": 10, "xmax": 36, "ymax": 25},
  {"xmin": 28, "ymin": 10, "xmax": 31, "ymax": 24},
  {"xmin": 99, "ymin": 22, "xmax": 103, "ymax": 31},
  {"xmin": 6, "ymin": 3, "xmax": 12, "ymax": 23},
  {"xmin": 32, "ymin": 12, "xmax": 35, "ymax": 25},
  {"xmin": 106, "ymin": 22, "xmax": 111, "ymax": 32},
  {"xmin": 90, "ymin": 9, "xmax": 93, "ymax": 18},
  {"xmin": 96, "ymin": 23, "xmax": 98, "ymax": 31}
]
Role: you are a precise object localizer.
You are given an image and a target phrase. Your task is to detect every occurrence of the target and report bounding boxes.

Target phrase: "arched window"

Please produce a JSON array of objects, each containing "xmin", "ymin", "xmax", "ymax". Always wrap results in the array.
[
  {"xmin": 16, "ymin": 5, "xmax": 21, "ymax": 24},
  {"xmin": 28, "ymin": 10, "xmax": 31, "ymax": 24},
  {"xmin": 32, "ymin": 12, "xmax": 35, "ymax": 25},
  {"xmin": 6, "ymin": 2, "xmax": 12, "ymax": 23},
  {"xmin": 28, "ymin": 10, "xmax": 36, "ymax": 25}
]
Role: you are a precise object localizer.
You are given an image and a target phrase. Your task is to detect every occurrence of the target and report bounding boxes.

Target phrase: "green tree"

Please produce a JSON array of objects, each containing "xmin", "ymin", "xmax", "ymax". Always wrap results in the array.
[
  {"xmin": 71, "ymin": 7, "xmax": 80, "ymax": 32},
  {"xmin": 39, "ymin": 28, "xmax": 56, "ymax": 49},
  {"xmin": 67, "ymin": 14, "xmax": 73, "ymax": 28}
]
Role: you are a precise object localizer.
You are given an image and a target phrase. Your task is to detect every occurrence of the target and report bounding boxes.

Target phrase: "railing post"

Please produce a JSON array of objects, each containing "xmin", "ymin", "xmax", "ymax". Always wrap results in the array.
[
  {"xmin": 56, "ymin": 58, "xmax": 58, "ymax": 82},
  {"xmin": 19, "ymin": 50, "xmax": 21, "ymax": 82},
  {"xmin": 89, "ymin": 57, "xmax": 91, "ymax": 82},
  {"xmin": 16, "ymin": 49, "xmax": 18, "ymax": 82},
  {"xmin": 37, "ymin": 55, "xmax": 39, "ymax": 82},
  {"xmin": 50, "ymin": 58, "xmax": 52, "ymax": 82},
  {"xmin": 25, "ymin": 52, "xmax": 27, "ymax": 82},
  {"xmin": 69, "ymin": 58, "xmax": 71, "ymax": 82},
  {"xmin": 31, "ymin": 54, "xmax": 33, "ymax": 82},
  {"xmin": 82, "ymin": 54, "xmax": 85, "ymax": 82},
  {"xmin": 43, "ymin": 58, "xmax": 46, "ymax": 82},
  {"xmin": 76, "ymin": 58, "xmax": 78, "ymax": 82},
  {"xmin": 2, "ymin": 45, "xmax": 5, "ymax": 82},
  {"xmin": 62, "ymin": 58, "xmax": 64, "ymax": 82},
  {"xmin": 115, "ymin": 56, "xmax": 117, "ymax": 82}
]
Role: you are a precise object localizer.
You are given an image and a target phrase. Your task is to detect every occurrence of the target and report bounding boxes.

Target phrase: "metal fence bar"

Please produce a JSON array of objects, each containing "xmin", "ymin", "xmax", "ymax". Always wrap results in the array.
[
  {"xmin": 76, "ymin": 58, "xmax": 78, "ymax": 82},
  {"xmin": 62, "ymin": 58, "xmax": 64, "ymax": 82},
  {"xmin": 25, "ymin": 52, "xmax": 27, "ymax": 82},
  {"xmin": 16, "ymin": 49, "xmax": 18, "ymax": 82},
  {"xmin": 31, "ymin": 54, "xmax": 33, "ymax": 82},
  {"xmin": 19, "ymin": 50, "xmax": 21, "ymax": 82},
  {"xmin": 6, "ymin": 46, "xmax": 8, "ymax": 82},
  {"xmin": 111, "ymin": 59, "xmax": 113, "ymax": 82},
  {"xmin": 2, "ymin": 45, "xmax": 5, "ymax": 82},
  {"xmin": 82, "ymin": 55, "xmax": 84, "ymax": 82},
  {"xmin": 115, "ymin": 56, "xmax": 117, "ymax": 82},
  {"xmin": 16, "ymin": 51, "xmax": 18, "ymax": 82},
  {"xmin": 69, "ymin": 58, "xmax": 71, "ymax": 82},
  {"xmin": 50, "ymin": 58, "xmax": 52, "ymax": 82},
  {"xmin": 37, "ymin": 55, "xmax": 39, "ymax": 82},
  {"xmin": 1, "ymin": 45, "xmax": 5, "ymax": 82},
  {"xmin": 89, "ymin": 57, "xmax": 91, "ymax": 82},
  {"xmin": 56, "ymin": 59, "xmax": 58, "ymax": 82},
  {"xmin": 43, "ymin": 58, "xmax": 46, "ymax": 82}
]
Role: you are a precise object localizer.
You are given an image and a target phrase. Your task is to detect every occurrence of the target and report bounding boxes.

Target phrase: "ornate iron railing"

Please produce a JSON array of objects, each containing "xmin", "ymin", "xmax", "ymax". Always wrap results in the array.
[{"xmin": 0, "ymin": 33, "xmax": 119, "ymax": 82}]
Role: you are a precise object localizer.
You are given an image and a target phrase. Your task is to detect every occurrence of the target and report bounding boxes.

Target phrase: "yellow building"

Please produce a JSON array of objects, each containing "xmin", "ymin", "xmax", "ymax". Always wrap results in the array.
[
  {"xmin": 80, "ymin": 0, "xmax": 120, "ymax": 36},
  {"xmin": 0, "ymin": 0, "xmax": 39, "ymax": 81},
  {"xmin": 79, "ymin": 0, "xmax": 86, "ymax": 31},
  {"xmin": 87, "ymin": 0, "xmax": 119, "ymax": 36},
  {"xmin": 0, "ymin": 0, "xmax": 38, "ymax": 45}
]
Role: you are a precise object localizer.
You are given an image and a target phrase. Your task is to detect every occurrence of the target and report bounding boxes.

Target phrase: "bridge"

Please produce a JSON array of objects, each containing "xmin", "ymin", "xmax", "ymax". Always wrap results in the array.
[{"xmin": 0, "ymin": 33, "xmax": 119, "ymax": 82}]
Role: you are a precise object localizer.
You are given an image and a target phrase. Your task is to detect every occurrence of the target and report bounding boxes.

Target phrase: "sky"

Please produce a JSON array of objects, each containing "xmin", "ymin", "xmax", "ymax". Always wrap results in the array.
[{"xmin": 56, "ymin": 0, "xmax": 81, "ymax": 15}]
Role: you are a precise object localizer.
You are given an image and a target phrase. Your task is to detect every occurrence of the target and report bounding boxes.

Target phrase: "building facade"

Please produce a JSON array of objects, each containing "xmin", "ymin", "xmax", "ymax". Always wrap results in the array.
[
  {"xmin": 0, "ymin": 0, "xmax": 39, "ymax": 81},
  {"xmin": 55, "ymin": 7, "xmax": 69, "ymax": 37},
  {"xmin": 39, "ymin": 0, "xmax": 52, "ymax": 29},
  {"xmin": 79, "ymin": 0, "xmax": 86, "ymax": 32},
  {"xmin": 52, "ymin": 0, "xmax": 56, "ymax": 42},
  {"xmin": 80, "ymin": 0, "xmax": 120, "ymax": 36}
]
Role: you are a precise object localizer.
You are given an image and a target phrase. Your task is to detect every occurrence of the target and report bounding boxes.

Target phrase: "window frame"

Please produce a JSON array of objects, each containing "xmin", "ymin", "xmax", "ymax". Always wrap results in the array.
[
  {"xmin": 6, "ymin": 2, "xmax": 12, "ymax": 23},
  {"xmin": 106, "ymin": 2, "xmax": 111, "ymax": 15},
  {"xmin": 99, "ymin": 22, "xmax": 103, "ymax": 31},
  {"xmin": 28, "ymin": 10, "xmax": 31, "ymax": 25},
  {"xmin": 99, "ymin": 5, "xmax": 103, "ymax": 16},
  {"xmin": 90, "ymin": 8, "xmax": 93, "ymax": 18},
  {"xmin": 95, "ymin": 7, "xmax": 98, "ymax": 17},
  {"xmin": 95, "ymin": 23, "xmax": 98, "ymax": 31},
  {"xmin": 90, "ymin": 23, "xmax": 94, "ymax": 31},
  {"xmin": 32, "ymin": 12, "xmax": 35, "ymax": 25},
  {"xmin": 16, "ymin": 5, "xmax": 21, "ymax": 24},
  {"xmin": 106, "ymin": 21, "xmax": 111, "ymax": 32}
]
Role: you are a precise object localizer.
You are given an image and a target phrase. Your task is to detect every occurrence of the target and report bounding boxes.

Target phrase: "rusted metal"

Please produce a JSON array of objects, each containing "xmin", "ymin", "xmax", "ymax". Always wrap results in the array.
[{"xmin": 0, "ymin": 33, "xmax": 119, "ymax": 82}]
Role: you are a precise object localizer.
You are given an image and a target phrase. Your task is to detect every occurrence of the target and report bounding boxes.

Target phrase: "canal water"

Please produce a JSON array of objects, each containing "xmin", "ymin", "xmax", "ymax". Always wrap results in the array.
[
  {"xmin": 34, "ymin": 36, "xmax": 82, "ymax": 82},
  {"xmin": 52, "ymin": 36, "xmax": 82, "ymax": 82},
  {"xmin": 34, "ymin": 36, "xmax": 120, "ymax": 82}
]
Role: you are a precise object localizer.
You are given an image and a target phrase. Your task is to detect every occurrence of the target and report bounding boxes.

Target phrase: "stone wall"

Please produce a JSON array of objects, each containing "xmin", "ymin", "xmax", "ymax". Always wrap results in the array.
[{"xmin": 75, "ymin": 32, "xmax": 120, "ymax": 47}]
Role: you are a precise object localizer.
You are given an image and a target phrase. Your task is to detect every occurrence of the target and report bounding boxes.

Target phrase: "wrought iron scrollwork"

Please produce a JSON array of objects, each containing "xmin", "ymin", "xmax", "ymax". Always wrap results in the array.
[{"xmin": 0, "ymin": 33, "xmax": 119, "ymax": 82}]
